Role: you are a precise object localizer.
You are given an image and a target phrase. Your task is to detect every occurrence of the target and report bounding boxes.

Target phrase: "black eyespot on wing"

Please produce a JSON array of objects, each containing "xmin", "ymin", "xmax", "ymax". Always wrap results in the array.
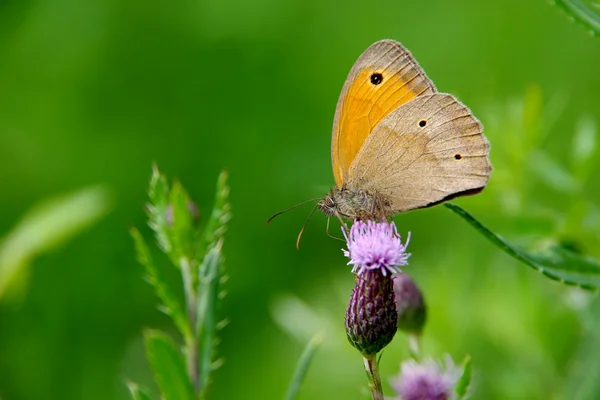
[
  {"xmin": 454, "ymin": 154, "xmax": 462, "ymax": 160},
  {"xmin": 370, "ymin": 73, "xmax": 383, "ymax": 85},
  {"xmin": 418, "ymin": 120, "xmax": 427, "ymax": 127}
]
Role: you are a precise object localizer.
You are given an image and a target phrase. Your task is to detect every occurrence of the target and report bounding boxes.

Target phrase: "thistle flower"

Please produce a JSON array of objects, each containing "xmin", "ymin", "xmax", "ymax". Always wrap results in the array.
[
  {"xmin": 391, "ymin": 356, "xmax": 461, "ymax": 400},
  {"xmin": 342, "ymin": 220, "xmax": 411, "ymax": 276},
  {"xmin": 344, "ymin": 220, "xmax": 411, "ymax": 357},
  {"xmin": 393, "ymin": 273, "xmax": 426, "ymax": 335}
]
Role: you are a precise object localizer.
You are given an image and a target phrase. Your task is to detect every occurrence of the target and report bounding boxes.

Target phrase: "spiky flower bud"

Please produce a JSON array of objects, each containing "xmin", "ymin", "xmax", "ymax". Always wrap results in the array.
[
  {"xmin": 393, "ymin": 273, "xmax": 426, "ymax": 334},
  {"xmin": 343, "ymin": 220, "xmax": 411, "ymax": 356},
  {"xmin": 346, "ymin": 270, "xmax": 397, "ymax": 356}
]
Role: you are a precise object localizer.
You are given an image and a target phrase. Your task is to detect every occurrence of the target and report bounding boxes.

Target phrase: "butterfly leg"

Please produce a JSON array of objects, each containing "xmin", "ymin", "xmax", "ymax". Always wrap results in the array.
[{"xmin": 325, "ymin": 216, "xmax": 345, "ymax": 242}]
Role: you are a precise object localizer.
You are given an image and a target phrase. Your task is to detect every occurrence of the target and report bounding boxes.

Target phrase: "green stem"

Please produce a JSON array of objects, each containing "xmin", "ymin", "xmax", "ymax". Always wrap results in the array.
[
  {"xmin": 363, "ymin": 354, "xmax": 384, "ymax": 400},
  {"xmin": 180, "ymin": 256, "xmax": 199, "ymax": 391}
]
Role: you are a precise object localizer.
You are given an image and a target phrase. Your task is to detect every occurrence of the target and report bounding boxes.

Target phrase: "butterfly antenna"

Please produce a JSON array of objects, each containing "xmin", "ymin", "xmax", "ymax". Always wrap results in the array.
[
  {"xmin": 266, "ymin": 197, "xmax": 321, "ymax": 225},
  {"xmin": 296, "ymin": 202, "xmax": 319, "ymax": 250}
]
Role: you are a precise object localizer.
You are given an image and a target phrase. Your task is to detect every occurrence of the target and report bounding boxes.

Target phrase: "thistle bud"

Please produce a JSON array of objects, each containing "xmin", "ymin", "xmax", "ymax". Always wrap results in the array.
[
  {"xmin": 342, "ymin": 220, "xmax": 411, "ymax": 356},
  {"xmin": 393, "ymin": 273, "xmax": 426, "ymax": 335},
  {"xmin": 345, "ymin": 270, "xmax": 397, "ymax": 356}
]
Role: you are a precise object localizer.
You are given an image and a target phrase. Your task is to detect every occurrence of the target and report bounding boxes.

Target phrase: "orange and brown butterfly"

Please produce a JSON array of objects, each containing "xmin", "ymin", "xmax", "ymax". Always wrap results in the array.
[
  {"xmin": 317, "ymin": 39, "xmax": 492, "ymax": 221},
  {"xmin": 268, "ymin": 39, "xmax": 492, "ymax": 245}
]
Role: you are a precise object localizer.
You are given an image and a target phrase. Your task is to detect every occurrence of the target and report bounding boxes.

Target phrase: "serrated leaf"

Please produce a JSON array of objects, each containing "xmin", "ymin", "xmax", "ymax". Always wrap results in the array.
[
  {"xmin": 131, "ymin": 228, "xmax": 192, "ymax": 338},
  {"xmin": 144, "ymin": 330, "xmax": 195, "ymax": 400},
  {"xmin": 196, "ymin": 171, "xmax": 231, "ymax": 262},
  {"xmin": 196, "ymin": 240, "xmax": 224, "ymax": 393},
  {"xmin": 455, "ymin": 355, "xmax": 472, "ymax": 399},
  {"xmin": 285, "ymin": 333, "xmax": 324, "ymax": 400},
  {"xmin": 0, "ymin": 186, "xmax": 111, "ymax": 301},
  {"xmin": 169, "ymin": 182, "xmax": 196, "ymax": 262},
  {"xmin": 553, "ymin": 0, "xmax": 600, "ymax": 37},
  {"xmin": 126, "ymin": 382, "xmax": 156, "ymax": 400},
  {"xmin": 147, "ymin": 164, "xmax": 173, "ymax": 257},
  {"xmin": 445, "ymin": 203, "xmax": 600, "ymax": 291}
]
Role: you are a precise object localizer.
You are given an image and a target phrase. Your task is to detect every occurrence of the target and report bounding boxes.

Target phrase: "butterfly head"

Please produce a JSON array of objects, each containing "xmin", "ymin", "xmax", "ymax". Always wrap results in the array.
[{"xmin": 317, "ymin": 192, "xmax": 338, "ymax": 217}]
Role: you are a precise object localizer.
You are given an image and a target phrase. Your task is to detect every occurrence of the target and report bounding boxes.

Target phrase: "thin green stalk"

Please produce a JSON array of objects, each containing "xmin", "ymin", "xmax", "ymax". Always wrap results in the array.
[
  {"xmin": 180, "ymin": 256, "xmax": 199, "ymax": 391},
  {"xmin": 196, "ymin": 241, "xmax": 223, "ymax": 396},
  {"xmin": 363, "ymin": 355, "xmax": 384, "ymax": 400},
  {"xmin": 284, "ymin": 334, "xmax": 323, "ymax": 400}
]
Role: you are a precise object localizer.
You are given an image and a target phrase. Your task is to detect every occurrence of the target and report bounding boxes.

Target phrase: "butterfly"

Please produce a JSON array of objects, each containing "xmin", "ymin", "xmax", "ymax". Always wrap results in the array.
[
  {"xmin": 268, "ymin": 40, "xmax": 492, "ymax": 246},
  {"xmin": 316, "ymin": 39, "xmax": 492, "ymax": 222}
]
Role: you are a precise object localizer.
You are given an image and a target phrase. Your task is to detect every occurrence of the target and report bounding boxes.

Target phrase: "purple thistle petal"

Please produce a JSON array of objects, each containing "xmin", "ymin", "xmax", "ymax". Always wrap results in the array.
[
  {"xmin": 391, "ymin": 356, "xmax": 461, "ymax": 400},
  {"xmin": 342, "ymin": 220, "xmax": 411, "ymax": 275}
]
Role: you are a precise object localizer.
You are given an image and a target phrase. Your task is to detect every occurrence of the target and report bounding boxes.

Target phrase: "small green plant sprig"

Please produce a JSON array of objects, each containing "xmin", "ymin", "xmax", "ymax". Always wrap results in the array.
[{"xmin": 129, "ymin": 165, "xmax": 231, "ymax": 400}]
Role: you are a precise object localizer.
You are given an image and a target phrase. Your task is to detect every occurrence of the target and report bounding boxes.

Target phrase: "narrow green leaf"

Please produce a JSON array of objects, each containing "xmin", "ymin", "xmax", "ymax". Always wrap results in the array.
[
  {"xmin": 445, "ymin": 203, "xmax": 600, "ymax": 291},
  {"xmin": 196, "ymin": 240, "xmax": 224, "ymax": 393},
  {"xmin": 144, "ymin": 330, "xmax": 195, "ymax": 400},
  {"xmin": 455, "ymin": 355, "xmax": 472, "ymax": 399},
  {"xmin": 285, "ymin": 334, "xmax": 324, "ymax": 400},
  {"xmin": 553, "ymin": 0, "xmax": 600, "ymax": 37},
  {"xmin": 126, "ymin": 382, "xmax": 156, "ymax": 400},
  {"xmin": 169, "ymin": 182, "xmax": 196, "ymax": 262},
  {"xmin": 196, "ymin": 171, "xmax": 231, "ymax": 262},
  {"xmin": 147, "ymin": 164, "xmax": 173, "ymax": 258},
  {"xmin": 0, "ymin": 186, "xmax": 111, "ymax": 301},
  {"xmin": 131, "ymin": 227, "xmax": 192, "ymax": 339}
]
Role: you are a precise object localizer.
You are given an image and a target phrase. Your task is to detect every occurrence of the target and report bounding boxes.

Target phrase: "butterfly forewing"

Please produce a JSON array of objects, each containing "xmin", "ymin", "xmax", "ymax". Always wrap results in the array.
[
  {"xmin": 347, "ymin": 93, "xmax": 492, "ymax": 213},
  {"xmin": 331, "ymin": 40, "xmax": 437, "ymax": 187}
]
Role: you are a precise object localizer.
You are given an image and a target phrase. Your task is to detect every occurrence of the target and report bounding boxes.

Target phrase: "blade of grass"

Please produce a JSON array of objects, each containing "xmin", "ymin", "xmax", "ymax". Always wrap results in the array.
[
  {"xmin": 445, "ymin": 203, "xmax": 600, "ymax": 291},
  {"xmin": 0, "ymin": 186, "xmax": 111, "ymax": 300},
  {"xmin": 285, "ymin": 333, "xmax": 324, "ymax": 400}
]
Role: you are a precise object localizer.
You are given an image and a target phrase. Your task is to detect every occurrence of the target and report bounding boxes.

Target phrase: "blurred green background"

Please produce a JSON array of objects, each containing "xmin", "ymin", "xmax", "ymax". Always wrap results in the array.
[{"xmin": 1, "ymin": 0, "xmax": 600, "ymax": 399}]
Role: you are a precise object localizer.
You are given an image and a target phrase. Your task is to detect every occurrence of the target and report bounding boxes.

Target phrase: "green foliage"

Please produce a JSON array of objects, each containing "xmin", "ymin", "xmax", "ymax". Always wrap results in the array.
[
  {"xmin": 445, "ymin": 203, "xmax": 600, "ymax": 290},
  {"xmin": 144, "ymin": 330, "xmax": 196, "ymax": 400},
  {"xmin": 126, "ymin": 382, "xmax": 157, "ymax": 400},
  {"xmin": 129, "ymin": 166, "xmax": 230, "ymax": 400},
  {"xmin": 196, "ymin": 171, "xmax": 232, "ymax": 262},
  {"xmin": 455, "ymin": 356, "xmax": 472, "ymax": 399},
  {"xmin": 196, "ymin": 241, "xmax": 225, "ymax": 393},
  {"xmin": 284, "ymin": 334, "xmax": 324, "ymax": 400},
  {"xmin": 0, "ymin": 186, "xmax": 111, "ymax": 301},
  {"xmin": 130, "ymin": 226, "xmax": 192, "ymax": 339}
]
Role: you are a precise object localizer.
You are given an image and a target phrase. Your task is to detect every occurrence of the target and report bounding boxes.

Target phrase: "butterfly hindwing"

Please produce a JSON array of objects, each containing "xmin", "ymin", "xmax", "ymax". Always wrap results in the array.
[{"xmin": 347, "ymin": 93, "xmax": 492, "ymax": 213}]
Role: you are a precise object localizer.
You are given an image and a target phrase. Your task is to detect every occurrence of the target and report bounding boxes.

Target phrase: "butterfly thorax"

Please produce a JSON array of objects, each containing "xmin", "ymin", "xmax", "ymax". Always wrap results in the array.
[{"xmin": 318, "ymin": 185, "xmax": 390, "ymax": 221}]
